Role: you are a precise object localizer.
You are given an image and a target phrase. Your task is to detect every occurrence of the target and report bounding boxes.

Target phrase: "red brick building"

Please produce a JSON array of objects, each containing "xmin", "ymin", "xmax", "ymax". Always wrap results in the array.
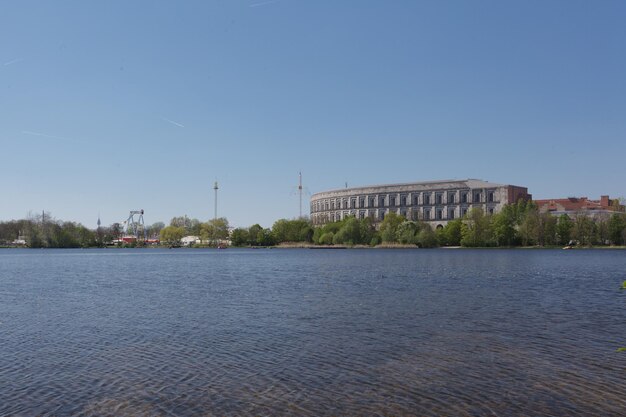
[{"xmin": 534, "ymin": 195, "xmax": 624, "ymax": 217}]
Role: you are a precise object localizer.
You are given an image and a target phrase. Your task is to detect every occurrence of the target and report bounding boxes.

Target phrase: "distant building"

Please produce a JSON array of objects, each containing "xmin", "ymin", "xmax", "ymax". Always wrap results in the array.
[
  {"xmin": 181, "ymin": 236, "xmax": 201, "ymax": 246},
  {"xmin": 310, "ymin": 179, "xmax": 531, "ymax": 228},
  {"xmin": 534, "ymin": 195, "xmax": 624, "ymax": 218}
]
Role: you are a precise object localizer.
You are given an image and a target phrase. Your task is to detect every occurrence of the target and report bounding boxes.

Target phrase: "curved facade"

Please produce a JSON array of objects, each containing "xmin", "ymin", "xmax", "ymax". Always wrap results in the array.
[{"xmin": 310, "ymin": 179, "xmax": 530, "ymax": 227}]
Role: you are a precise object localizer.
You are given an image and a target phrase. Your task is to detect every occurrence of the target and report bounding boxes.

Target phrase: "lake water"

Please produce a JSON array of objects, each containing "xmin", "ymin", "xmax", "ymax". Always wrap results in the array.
[{"xmin": 1, "ymin": 248, "xmax": 625, "ymax": 416}]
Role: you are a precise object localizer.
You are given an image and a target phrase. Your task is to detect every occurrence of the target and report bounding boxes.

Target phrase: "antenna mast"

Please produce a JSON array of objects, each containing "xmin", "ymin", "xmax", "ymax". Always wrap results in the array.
[
  {"xmin": 298, "ymin": 172, "xmax": 303, "ymax": 218},
  {"xmin": 213, "ymin": 181, "xmax": 219, "ymax": 221}
]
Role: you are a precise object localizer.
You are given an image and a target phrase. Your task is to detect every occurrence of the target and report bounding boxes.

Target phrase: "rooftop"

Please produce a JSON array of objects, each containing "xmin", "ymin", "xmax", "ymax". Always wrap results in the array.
[{"xmin": 312, "ymin": 179, "xmax": 521, "ymax": 197}]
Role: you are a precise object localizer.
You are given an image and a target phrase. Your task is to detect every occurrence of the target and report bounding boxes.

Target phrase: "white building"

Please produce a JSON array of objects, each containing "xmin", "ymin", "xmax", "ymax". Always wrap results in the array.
[{"xmin": 310, "ymin": 179, "xmax": 531, "ymax": 228}]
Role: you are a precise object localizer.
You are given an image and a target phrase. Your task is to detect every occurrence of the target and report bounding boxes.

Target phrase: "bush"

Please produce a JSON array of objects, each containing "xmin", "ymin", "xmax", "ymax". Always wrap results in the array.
[
  {"xmin": 417, "ymin": 227, "xmax": 438, "ymax": 248},
  {"xmin": 319, "ymin": 232, "xmax": 334, "ymax": 245}
]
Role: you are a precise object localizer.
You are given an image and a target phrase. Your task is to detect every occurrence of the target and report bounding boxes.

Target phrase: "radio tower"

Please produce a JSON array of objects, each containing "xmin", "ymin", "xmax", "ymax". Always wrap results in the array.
[
  {"xmin": 213, "ymin": 181, "xmax": 219, "ymax": 221},
  {"xmin": 298, "ymin": 172, "xmax": 303, "ymax": 218}
]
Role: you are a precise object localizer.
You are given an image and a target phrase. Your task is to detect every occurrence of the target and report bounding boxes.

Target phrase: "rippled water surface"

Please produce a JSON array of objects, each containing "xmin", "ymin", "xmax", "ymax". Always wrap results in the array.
[{"xmin": 1, "ymin": 248, "xmax": 625, "ymax": 416}]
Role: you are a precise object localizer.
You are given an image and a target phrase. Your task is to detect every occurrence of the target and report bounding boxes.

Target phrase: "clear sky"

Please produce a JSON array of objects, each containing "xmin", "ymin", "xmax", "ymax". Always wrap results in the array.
[{"xmin": 1, "ymin": 0, "xmax": 625, "ymax": 228}]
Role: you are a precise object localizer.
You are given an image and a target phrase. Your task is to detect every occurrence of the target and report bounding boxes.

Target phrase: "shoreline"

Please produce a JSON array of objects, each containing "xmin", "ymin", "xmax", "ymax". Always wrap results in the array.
[{"xmin": 3, "ymin": 245, "xmax": 626, "ymax": 250}]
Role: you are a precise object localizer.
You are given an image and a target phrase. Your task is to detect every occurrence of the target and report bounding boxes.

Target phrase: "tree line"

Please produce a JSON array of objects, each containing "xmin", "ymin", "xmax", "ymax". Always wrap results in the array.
[
  {"xmin": 158, "ymin": 217, "xmax": 230, "ymax": 246},
  {"xmin": 2, "ymin": 202, "xmax": 626, "ymax": 248},
  {"xmin": 231, "ymin": 201, "xmax": 626, "ymax": 248},
  {"xmin": 0, "ymin": 212, "xmax": 103, "ymax": 248},
  {"xmin": 441, "ymin": 200, "xmax": 626, "ymax": 247},
  {"xmin": 0, "ymin": 213, "xmax": 231, "ymax": 248},
  {"xmin": 230, "ymin": 219, "xmax": 313, "ymax": 247},
  {"xmin": 229, "ymin": 215, "xmax": 437, "ymax": 247}
]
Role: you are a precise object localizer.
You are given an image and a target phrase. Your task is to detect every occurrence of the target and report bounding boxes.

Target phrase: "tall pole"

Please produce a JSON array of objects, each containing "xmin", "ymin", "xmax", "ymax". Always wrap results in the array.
[
  {"xmin": 97, "ymin": 214, "xmax": 102, "ymax": 246},
  {"xmin": 213, "ymin": 181, "xmax": 218, "ymax": 221},
  {"xmin": 298, "ymin": 172, "xmax": 303, "ymax": 218}
]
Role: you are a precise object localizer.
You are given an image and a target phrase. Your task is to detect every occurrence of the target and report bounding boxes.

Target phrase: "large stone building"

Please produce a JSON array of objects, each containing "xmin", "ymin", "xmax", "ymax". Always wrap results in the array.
[{"xmin": 310, "ymin": 179, "xmax": 530, "ymax": 227}]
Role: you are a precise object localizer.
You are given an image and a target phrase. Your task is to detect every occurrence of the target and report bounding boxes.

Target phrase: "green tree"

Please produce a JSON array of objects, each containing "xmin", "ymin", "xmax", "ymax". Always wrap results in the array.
[
  {"xmin": 169, "ymin": 216, "xmax": 201, "ymax": 235},
  {"xmin": 593, "ymin": 214, "xmax": 610, "ymax": 245},
  {"xmin": 247, "ymin": 224, "xmax": 263, "ymax": 245},
  {"xmin": 312, "ymin": 226, "xmax": 324, "ymax": 244},
  {"xmin": 202, "ymin": 217, "xmax": 230, "ymax": 243},
  {"xmin": 513, "ymin": 200, "xmax": 530, "ymax": 224},
  {"xmin": 314, "ymin": 218, "xmax": 343, "ymax": 244},
  {"xmin": 256, "ymin": 228, "xmax": 275, "ymax": 246},
  {"xmin": 556, "ymin": 214, "xmax": 573, "ymax": 245},
  {"xmin": 461, "ymin": 208, "xmax": 492, "ymax": 247},
  {"xmin": 379, "ymin": 212, "xmax": 405, "ymax": 243},
  {"xmin": 492, "ymin": 205, "xmax": 517, "ymax": 246},
  {"xmin": 272, "ymin": 219, "xmax": 292, "ymax": 242},
  {"xmin": 442, "ymin": 218, "xmax": 463, "ymax": 246},
  {"xmin": 396, "ymin": 221, "xmax": 419, "ymax": 245},
  {"xmin": 358, "ymin": 217, "xmax": 377, "ymax": 245},
  {"xmin": 608, "ymin": 213, "xmax": 626, "ymax": 245},
  {"xmin": 271, "ymin": 219, "xmax": 313, "ymax": 243},
  {"xmin": 160, "ymin": 226, "xmax": 185, "ymax": 246},
  {"xmin": 170, "ymin": 216, "xmax": 190, "ymax": 230},
  {"xmin": 312, "ymin": 217, "xmax": 378, "ymax": 246},
  {"xmin": 230, "ymin": 228, "xmax": 250, "ymax": 246},
  {"xmin": 319, "ymin": 232, "xmax": 334, "ymax": 245},
  {"xmin": 146, "ymin": 222, "xmax": 165, "ymax": 239},
  {"xmin": 332, "ymin": 217, "xmax": 362, "ymax": 245},
  {"xmin": 518, "ymin": 207, "xmax": 539, "ymax": 246},
  {"xmin": 572, "ymin": 213, "xmax": 594, "ymax": 245},
  {"xmin": 538, "ymin": 213, "xmax": 557, "ymax": 246},
  {"xmin": 189, "ymin": 218, "xmax": 202, "ymax": 236},
  {"xmin": 417, "ymin": 225, "xmax": 438, "ymax": 248},
  {"xmin": 435, "ymin": 226, "xmax": 448, "ymax": 246}
]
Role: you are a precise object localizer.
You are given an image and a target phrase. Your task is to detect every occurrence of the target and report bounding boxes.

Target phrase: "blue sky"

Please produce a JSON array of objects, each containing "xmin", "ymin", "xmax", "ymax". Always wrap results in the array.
[{"xmin": 1, "ymin": 0, "xmax": 625, "ymax": 228}]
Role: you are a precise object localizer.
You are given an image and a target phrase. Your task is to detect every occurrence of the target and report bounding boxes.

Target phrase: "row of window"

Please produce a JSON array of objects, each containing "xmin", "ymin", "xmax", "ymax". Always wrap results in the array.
[
  {"xmin": 312, "ymin": 191, "xmax": 497, "ymax": 212},
  {"xmin": 312, "ymin": 206, "xmax": 496, "ymax": 223}
]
